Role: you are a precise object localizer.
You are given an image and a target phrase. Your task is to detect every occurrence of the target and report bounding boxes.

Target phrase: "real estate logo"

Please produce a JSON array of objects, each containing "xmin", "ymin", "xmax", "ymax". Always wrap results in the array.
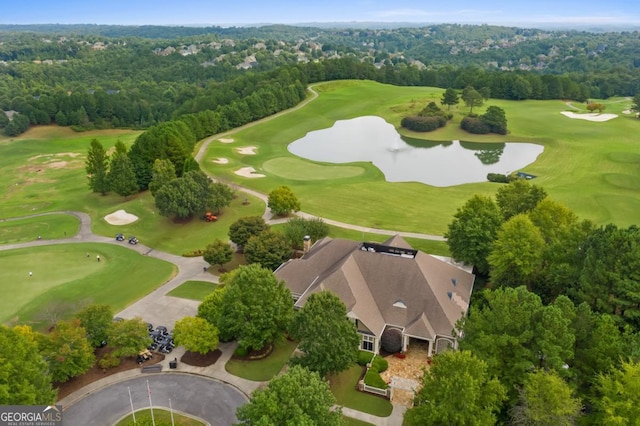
[{"xmin": 0, "ymin": 405, "xmax": 62, "ymax": 426}]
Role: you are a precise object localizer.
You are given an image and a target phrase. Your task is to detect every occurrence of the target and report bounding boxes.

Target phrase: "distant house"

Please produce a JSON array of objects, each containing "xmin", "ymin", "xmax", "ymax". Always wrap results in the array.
[{"xmin": 275, "ymin": 235, "xmax": 475, "ymax": 356}]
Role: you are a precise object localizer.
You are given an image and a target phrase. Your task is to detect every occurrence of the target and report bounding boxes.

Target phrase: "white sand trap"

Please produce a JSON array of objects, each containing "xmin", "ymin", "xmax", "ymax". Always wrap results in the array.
[
  {"xmin": 622, "ymin": 109, "xmax": 631, "ymax": 114},
  {"xmin": 561, "ymin": 111, "xmax": 618, "ymax": 122},
  {"xmin": 104, "ymin": 209, "xmax": 139, "ymax": 225},
  {"xmin": 213, "ymin": 157, "xmax": 229, "ymax": 164},
  {"xmin": 236, "ymin": 146, "xmax": 257, "ymax": 155},
  {"xmin": 235, "ymin": 167, "xmax": 265, "ymax": 178},
  {"xmin": 219, "ymin": 138, "xmax": 234, "ymax": 143}
]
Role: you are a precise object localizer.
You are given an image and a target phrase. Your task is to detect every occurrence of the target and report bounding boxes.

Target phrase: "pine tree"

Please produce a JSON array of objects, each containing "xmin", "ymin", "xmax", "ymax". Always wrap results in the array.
[
  {"xmin": 108, "ymin": 140, "xmax": 138, "ymax": 199},
  {"xmin": 85, "ymin": 138, "xmax": 110, "ymax": 195}
]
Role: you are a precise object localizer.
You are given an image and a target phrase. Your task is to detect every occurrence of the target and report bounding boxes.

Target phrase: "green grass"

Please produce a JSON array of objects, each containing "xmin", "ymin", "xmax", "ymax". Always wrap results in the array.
[
  {"xmin": 0, "ymin": 243, "xmax": 176, "ymax": 330},
  {"xmin": 167, "ymin": 281, "xmax": 218, "ymax": 301},
  {"xmin": 342, "ymin": 416, "xmax": 375, "ymax": 426},
  {"xmin": 329, "ymin": 364, "xmax": 393, "ymax": 417},
  {"xmin": 201, "ymin": 81, "xmax": 640, "ymax": 234},
  {"xmin": 225, "ymin": 338, "xmax": 298, "ymax": 381},
  {"xmin": 115, "ymin": 409, "xmax": 205, "ymax": 426},
  {"xmin": 0, "ymin": 213, "xmax": 80, "ymax": 244}
]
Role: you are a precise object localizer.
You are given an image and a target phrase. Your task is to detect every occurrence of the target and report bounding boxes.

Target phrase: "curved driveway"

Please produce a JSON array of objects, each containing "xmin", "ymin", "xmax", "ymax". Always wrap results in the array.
[{"xmin": 63, "ymin": 374, "xmax": 247, "ymax": 426}]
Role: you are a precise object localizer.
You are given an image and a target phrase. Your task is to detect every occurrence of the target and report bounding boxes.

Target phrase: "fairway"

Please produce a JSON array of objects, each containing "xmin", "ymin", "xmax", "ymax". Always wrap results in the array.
[
  {"xmin": 262, "ymin": 157, "xmax": 365, "ymax": 180},
  {"xmin": 0, "ymin": 243, "xmax": 176, "ymax": 328},
  {"xmin": 201, "ymin": 80, "xmax": 640, "ymax": 234}
]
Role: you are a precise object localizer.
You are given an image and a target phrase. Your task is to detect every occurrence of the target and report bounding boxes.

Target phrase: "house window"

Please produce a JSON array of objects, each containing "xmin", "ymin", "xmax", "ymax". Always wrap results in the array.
[{"xmin": 361, "ymin": 334, "xmax": 375, "ymax": 352}]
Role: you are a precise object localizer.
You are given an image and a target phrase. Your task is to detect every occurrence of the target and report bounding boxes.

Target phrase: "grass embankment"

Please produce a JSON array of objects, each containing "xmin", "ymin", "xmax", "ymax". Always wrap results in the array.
[
  {"xmin": 167, "ymin": 281, "xmax": 218, "ymax": 301},
  {"xmin": 115, "ymin": 409, "xmax": 205, "ymax": 426},
  {"xmin": 0, "ymin": 243, "xmax": 175, "ymax": 330},
  {"xmin": 201, "ymin": 80, "xmax": 640, "ymax": 234},
  {"xmin": 225, "ymin": 339, "xmax": 299, "ymax": 381}
]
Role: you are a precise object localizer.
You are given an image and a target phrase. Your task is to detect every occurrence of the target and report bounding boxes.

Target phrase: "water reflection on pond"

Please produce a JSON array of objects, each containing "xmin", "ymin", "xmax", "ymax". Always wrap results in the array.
[{"xmin": 287, "ymin": 116, "xmax": 544, "ymax": 187}]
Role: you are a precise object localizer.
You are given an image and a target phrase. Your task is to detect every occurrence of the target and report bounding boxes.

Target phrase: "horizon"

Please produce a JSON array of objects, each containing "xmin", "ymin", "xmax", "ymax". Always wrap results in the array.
[{"xmin": 3, "ymin": 0, "xmax": 640, "ymax": 28}]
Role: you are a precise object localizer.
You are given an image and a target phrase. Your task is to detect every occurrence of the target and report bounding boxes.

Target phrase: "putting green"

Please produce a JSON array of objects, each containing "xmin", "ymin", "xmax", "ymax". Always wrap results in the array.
[
  {"xmin": 0, "ymin": 243, "xmax": 175, "ymax": 328},
  {"xmin": 0, "ymin": 213, "xmax": 80, "ymax": 244},
  {"xmin": 262, "ymin": 157, "xmax": 365, "ymax": 180}
]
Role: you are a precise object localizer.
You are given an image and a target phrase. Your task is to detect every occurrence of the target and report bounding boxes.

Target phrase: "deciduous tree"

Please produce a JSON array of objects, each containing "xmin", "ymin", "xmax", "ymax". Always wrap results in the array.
[
  {"xmin": 488, "ymin": 214, "xmax": 545, "ymax": 288},
  {"xmin": 41, "ymin": 319, "xmax": 95, "ymax": 383},
  {"xmin": 462, "ymin": 85, "xmax": 484, "ymax": 114},
  {"xmin": 208, "ymin": 181, "xmax": 234, "ymax": 215},
  {"xmin": 173, "ymin": 316, "xmax": 219, "ymax": 355},
  {"xmin": 203, "ymin": 239, "xmax": 233, "ymax": 271},
  {"xmin": 218, "ymin": 264, "xmax": 294, "ymax": 352},
  {"xmin": 290, "ymin": 291, "xmax": 359, "ymax": 378},
  {"xmin": 282, "ymin": 217, "xmax": 329, "ymax": 250},
  {"xmin": 236, "ymin": 365, "xmax": 341, "ymax": 426},
  {"xmin": 595, "ymin": 360, "xmax": 640, "ymax": 423},
  {"xmin": 244, "ymin": 230, "xmax": 292, "ymax": 271},
  {"xmin": 495, "ymin": 180, "xmax": 547, "ymax": 220},
  {"xmin": 228, "ymin": 216, "xmax": 269, "ymax": 251},
  {"xmin": 480, "ymin": 105, "xmax": 507, "ymax": 134},
  {"xmin": 0, "ymin": 326, "xmax": 56, "ymax": 405},
  {"xmin": 75, "ymin": 303, "xmax": 113, "ymax": 348},
  {"xmin": 85, "ymin": 138, "xmax": 110, "ymax": 195},
  {"xmin": 510, "ymin": 369, "xmax": 582, "ymax": 426},
  {"xmin": 197, "ymin": 285, "xmax": 229, "ymax": 338},
  {"xmin": 108, "ymin": 317, "xmax": 151, "ymax": 358},
  {"xmin": 445, "ymin": 194, "xmax": 503, "ymax": 275},
  {"xmin": 267, "ymin": 185, "xmax": 301, "ymax": 216},
  {"xmin": 404, "ymin": 350, "xmax": 506, "ymax": 426}
]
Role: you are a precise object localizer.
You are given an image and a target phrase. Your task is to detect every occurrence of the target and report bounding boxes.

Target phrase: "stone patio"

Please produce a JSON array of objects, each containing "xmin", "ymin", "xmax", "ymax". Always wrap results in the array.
[{"xmin": 380, "ymin": 340, "xmax": 430, "ymax": 407}]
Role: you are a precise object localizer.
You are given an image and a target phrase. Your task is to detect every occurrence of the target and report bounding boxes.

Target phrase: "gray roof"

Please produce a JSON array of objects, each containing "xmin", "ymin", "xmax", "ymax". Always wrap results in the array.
[{"xmin": 275, "ymin": 236, "xmax": 475, "ymax": 341}]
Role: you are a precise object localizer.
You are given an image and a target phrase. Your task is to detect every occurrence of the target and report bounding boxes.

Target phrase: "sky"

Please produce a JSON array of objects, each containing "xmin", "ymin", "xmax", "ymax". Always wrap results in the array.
[{"xmin": 3, "ymin": 0, "xmax": 640, "ymax": 27}]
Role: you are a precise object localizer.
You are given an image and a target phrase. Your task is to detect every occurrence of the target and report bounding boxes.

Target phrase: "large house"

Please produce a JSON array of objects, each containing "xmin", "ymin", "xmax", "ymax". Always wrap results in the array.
[{"xmin": 275, "ymin": 235, "xmax": 475, "ymax": 357}]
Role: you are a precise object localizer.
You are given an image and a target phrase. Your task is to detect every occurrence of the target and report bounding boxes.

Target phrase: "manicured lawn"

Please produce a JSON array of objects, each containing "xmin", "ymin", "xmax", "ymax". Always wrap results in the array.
[
  {"xmin": 342, "ymin": 416, "xmax": 375, "ymax": 426},
  {"xmin": 0, "ymin": 213, "xmax": 80, "ymax": 244},
  {"xmin": 167, "ymin": 281, "xmax": 218, "ymax": 301},
  {"xmin": 329, "ymin": 364, "xmax": 393, "ymax": 417},
  {"xmin": 115, "ymin": 409, "xmax": 205, "ymax": 426},
  {"xmin": 0, "ymin": 243, "xmax": 176, "ymax": 330},
  {"xmin": 225, "ymin": 338, "xmax": 298, "ymax": 381},
  {"xmin": 201, "ymin": 80, "xmax": 640, "ymax": 235}
]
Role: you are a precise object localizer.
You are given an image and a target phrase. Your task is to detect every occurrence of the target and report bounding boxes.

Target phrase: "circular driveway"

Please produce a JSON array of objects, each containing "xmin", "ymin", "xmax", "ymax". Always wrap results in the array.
[{"xmin": 63, "ymin": 374, "xmax": 248, "ymax": 426}]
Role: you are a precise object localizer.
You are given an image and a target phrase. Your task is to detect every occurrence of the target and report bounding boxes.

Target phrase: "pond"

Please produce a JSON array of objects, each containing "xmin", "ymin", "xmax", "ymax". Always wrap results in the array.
[{"xmin": 287, "ymin": 116, "xmax": 544, "ymax": 187}]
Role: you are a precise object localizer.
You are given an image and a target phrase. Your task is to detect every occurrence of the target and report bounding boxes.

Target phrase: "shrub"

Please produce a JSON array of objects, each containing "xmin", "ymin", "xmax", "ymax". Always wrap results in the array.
[
  {"xmin": 358, "ymin": 350, "xmax": 375, "ymax": 366},
  {"xmin": 372, "ymin": 355, "xmax": 388, "ymax": 373},
  {"xmin": 234, "ymin": 346, "xmax": 249, "ymax": 357},
  {"xmin": 460, "ymin": 116, "xmax": 490, "ymax": 134},
  {"xmin": 487, "ymin": 173, "xmax": 510, "ymax": 183},
  {"xmin": 364, "ymin": 369, "xmax": 388, "ymax": 389},
  {"xmin": 182, "ymin": 249, "xmax": 204, "ymax": 257},
  {"xmin": 401, "ymin": 116, "xmax": 445, "ymax": 132},
  {"xmin": 381, "ymin": 328, "xmax": 403, "ymax": 353},
  {"xmin": 99, "ymin": 352, "xmax": 121, "ymax": 369}
]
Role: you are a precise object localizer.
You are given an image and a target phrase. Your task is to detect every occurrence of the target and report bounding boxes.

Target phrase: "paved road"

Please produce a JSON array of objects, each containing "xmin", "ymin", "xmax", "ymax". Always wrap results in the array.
[{"xmin": 63, "ymin": 374, "xmax": 247, "ymax": 426}]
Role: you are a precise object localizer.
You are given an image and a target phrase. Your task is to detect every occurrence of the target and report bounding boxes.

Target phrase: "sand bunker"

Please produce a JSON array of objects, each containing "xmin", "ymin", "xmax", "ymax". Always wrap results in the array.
[
  {"xmin": 236, "ymin": 146, "xmax": 257, "ymax": 155},
  {"xmin": 219, "ymin": 138, "xmax": 234, "ymax": 143},
  {"xmin": 235, "ymin": 167, "xmax": 265, "ymax": 178},
  {"xmin": 213, "ymin": 157, "xmax": 229, "ymax": 164},
  {"xmin": 561, "ymin": 111, "xmax": 618, "ymax": 122},
  {"xmin": 104, "ymin": 209, "xmax": 139, "ymax": 225},
  {"xmin": 622, "ymin": 109, "xmax": 632, "ymax": 114}
]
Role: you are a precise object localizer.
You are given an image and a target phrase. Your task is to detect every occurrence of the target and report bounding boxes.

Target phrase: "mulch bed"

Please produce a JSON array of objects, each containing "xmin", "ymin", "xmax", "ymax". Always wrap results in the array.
[
  {"xmin": 55, "ymin": 346, "xmax": 164, "ymax": 401},
  {"xmin": 180, "ymin": 349, "xmax": 222, "ymax": 367}
]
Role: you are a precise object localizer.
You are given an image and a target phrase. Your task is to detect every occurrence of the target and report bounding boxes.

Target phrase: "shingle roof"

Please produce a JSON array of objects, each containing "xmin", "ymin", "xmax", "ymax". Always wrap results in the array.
[{"xmin": 275, "ymin": 236, "xmax": 475, "ymax": 341}]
